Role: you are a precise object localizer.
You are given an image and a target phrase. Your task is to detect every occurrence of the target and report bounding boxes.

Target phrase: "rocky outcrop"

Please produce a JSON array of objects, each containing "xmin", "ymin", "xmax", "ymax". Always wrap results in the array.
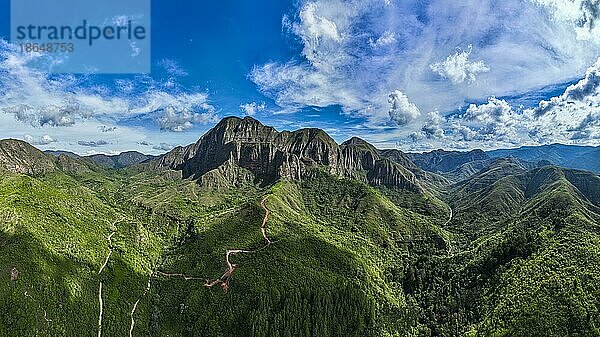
[
  {"xmin": 0, "ymin": 139, "xmax": 97, "ymax": 175},
  {"xmin": 146, "ymin": 116, "xmax": 427, "ymax": 192},
  {"xmin": 0, "ymin": 139, "xmax": 57, "ymax": 175}
]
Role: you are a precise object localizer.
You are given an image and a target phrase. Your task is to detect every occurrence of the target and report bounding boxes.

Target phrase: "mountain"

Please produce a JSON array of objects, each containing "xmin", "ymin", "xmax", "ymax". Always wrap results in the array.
[
  {"xmin": 0, "ymin": 139, "xmax": 57, "ymax": 175},
  {"xmin": 488, "ymin": 143, "xmax": 600, "ymax": 173},
  {"xmin": 1, "ymin": 117, "xmax": 600, "ymax": 337},
  {"xmin": 47, "ymin": 150, "xmax": 155, "ymax": 169},
  {"xmin": 87, "ymin": 151, "xmax": 155, "ymax": 169},
  {"xmin": 407, "ymin": 148, "xmax": 490, "ymax": 173},
  {"xmin": 45, "ymin": 150, "xmax": 81, "ymax": 159},
  {"xmin": 146, "ymin": 116, "xmax": 433, "ymax": 192},
  {"xmin": 1, "ymin": 139, "xmax": 98, "ymax": 175}
]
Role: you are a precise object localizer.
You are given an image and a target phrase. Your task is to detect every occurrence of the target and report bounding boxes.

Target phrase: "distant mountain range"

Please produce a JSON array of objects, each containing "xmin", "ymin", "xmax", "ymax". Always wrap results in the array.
[
  {"xmin": 45, "ymin": 150, "xmax": 155, "ymax": 169},
  {"xmin": 1, "ymin": 116, "xmax": 599, "ymax": 336},
  {"xmin": 487, "ymin": 143, "xmax": 600, "ymax": 173}
]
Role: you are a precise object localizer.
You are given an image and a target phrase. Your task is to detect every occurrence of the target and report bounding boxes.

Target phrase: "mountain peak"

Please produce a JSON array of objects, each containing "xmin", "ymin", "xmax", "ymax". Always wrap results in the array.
[
  {"xmin": 0, "ymin": 139, "xmax": 57, "ymax": 175},
  {"xmin": 217, "ymin": 115, "xmax": 263, "ymax": 127},
  {"xmin": 147, "ymin": 117, "xmax": 424, "ymax": 191},
  {"xmin": 342, "ymin": 137, "xmax": 369, "ymax": 146}
]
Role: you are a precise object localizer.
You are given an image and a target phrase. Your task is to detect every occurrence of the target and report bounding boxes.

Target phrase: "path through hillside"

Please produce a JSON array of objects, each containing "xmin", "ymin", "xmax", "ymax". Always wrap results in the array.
[
  {"xmin": 442, "ymin": 207, "xmax": 454, "ymax": 257},
  {"xmin": 204, "ymin": 195, "xmax": 273, "ymax": 292},
  {"xmin": 97, "ymin": 219, "xmax": 121, "ymax": 337},
  {"xmin": 129, "ymin": 272, "xmax": 153, "ymax": 337}
]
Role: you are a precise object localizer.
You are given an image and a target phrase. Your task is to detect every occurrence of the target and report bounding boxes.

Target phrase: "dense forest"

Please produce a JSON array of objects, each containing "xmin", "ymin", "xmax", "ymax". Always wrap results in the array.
[{"xmin": 1, "ymin": 118, "xmax": 599, "ymax": 336}]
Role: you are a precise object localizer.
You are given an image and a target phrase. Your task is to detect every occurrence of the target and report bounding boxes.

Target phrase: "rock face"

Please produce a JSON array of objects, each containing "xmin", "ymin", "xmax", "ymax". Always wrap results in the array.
[
  {"xmin": 0, "ymin": 139, "xmax": 57, "ymax": 175},
  {"xmin": 0, "ymin": 139, "xmax": 96, "ymax": 175},
  {"xmin": 147, "ymin": 116, "xmax": 427, "ymax": 191}
]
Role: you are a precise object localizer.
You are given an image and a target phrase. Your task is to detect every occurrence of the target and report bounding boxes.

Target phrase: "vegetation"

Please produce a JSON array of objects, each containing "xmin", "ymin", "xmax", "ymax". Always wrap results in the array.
[{"xmin": 1, "ymin": 145, "xmax": 599, "ymax": 336}]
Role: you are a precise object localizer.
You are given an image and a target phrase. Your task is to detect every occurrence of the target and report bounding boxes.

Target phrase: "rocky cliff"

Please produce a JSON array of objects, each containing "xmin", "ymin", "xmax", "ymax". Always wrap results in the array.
[
  {"xmin": 147, "ymin": 116, "xmax": 430, "ymax": 191},
  {"xmin": 0, "ymin": 139, "xmax": 96, "ymax": 175}
]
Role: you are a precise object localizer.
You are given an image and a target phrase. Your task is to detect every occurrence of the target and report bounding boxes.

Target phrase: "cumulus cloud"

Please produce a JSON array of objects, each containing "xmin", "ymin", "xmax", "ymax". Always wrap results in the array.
[
  {"xmin": 77, "ymin": 140, "xmax": 109, "ymax": 147},
  {"xmin": 152, "ymin": 142, "xmax": 175, "ymax": 151},
  {"xmin": 240, "ymin": 102, "xmax": 267, "ymax": 116},
  {"xmin": 0, "ymin": 40, "xmax": 217, "ymax": 132},
  {"xmin": 388, "ymin": 90, "xmax": 420, "ymax": 126},
  {"xmin": 464, "ymin": 97, "xmax": 515, "ymax": 124},
  {"xmin": 430, "ymin": 45, "xmax": 490, "ymax": 84},
  {"xmin": 158, "ymin": 106, "xmax": 218, "ymax": 132},
  {"xmin": 420, "ymin": 111, "xmax": 446, "ymax": 139},
  {"xmin": 531, "ymin": 58, "xmax": 599, "ymax": 117},
  {"xmin": 530, "ymin": 0, "xmax": 600, "ymax": 42},
  {"xmin": 251, "ymin": 0, "xmax": 600, "ymax": 129},
  {"xmin": 3, "ymin": 104, "xmax": 78, "ymax": 127},
  {"xmin": 369, "ymin": 31, "xmax": 396, "ymax": 48},
  {"xmin": 24, "ymin": 134, "xmax": 56, "ymax": 146},
  {"xmin": 396, "ymin": 58, "xmax": 600, "ymax": 150}
]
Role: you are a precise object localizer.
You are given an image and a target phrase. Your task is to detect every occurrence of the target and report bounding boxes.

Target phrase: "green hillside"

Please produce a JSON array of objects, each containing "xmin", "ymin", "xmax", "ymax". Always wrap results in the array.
[{"xmin": 1, "ymin": 131, "xmax": 600, "ymax": 336}]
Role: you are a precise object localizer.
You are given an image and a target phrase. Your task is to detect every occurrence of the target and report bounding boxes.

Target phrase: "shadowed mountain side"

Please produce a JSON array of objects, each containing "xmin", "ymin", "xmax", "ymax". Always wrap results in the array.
[{"xmin": 143, "ymin": 116, "xmax": 445, "ymax": 192}]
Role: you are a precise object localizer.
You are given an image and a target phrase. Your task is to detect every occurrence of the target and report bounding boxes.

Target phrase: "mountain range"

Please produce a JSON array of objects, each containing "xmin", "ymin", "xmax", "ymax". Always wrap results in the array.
[{"xmin": 1, "ymin": 116, "xmax": 599, "ymax": 336}]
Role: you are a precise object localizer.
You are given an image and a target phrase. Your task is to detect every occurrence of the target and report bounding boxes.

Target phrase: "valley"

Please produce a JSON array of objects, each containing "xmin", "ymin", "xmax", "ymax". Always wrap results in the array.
[{"xmin": 0, "ymin": 116, "xmax": 599, "ymax": 336}]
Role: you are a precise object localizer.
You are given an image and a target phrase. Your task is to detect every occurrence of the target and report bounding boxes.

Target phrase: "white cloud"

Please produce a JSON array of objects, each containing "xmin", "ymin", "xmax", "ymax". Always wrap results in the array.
[
  {"xmin": 24, "ymin": 134, "xmax": 56, "ymax": 145},
  {"xmin": 430, "ymin": 45, "xmax": 490, "ymax": 84},
  {"xmin": 251, "ymin": 0, "xmax": 600, "ymax": 131},
  {"xmin": 525, "ymin": 58, "xmax": 600, "ymax": 143},
  {"xmin": 77, "ymin": 140, "xmax": 109, "ymax": 147},
  {"xmin": 158, "ymin": 106, "xmax": 218, "ymax": 132},
  {"xmin": 532, "ymin": 58, "xmax": 600, "ymax": 117},
  {"xmin": 388, "ymin": 90, "xmax": 420, "ymax": 125},
  {"xmin": 152, "ymin": 143, "xmax": 175, "ymax": 151},
  {"xmin": 240, "ymin": 102, "xmax": 266, "ymax": 116},
  {"xmin": 295, "ymin": 2, "xmax": 343, "ymax": 71},
  {"xmin": 0, "ymin": 40, "xmax": 217, "ymax": 133},
  {"xmin": 420, "ymin": 110, "xmax": 445, "ymax": 139},
  {"xmin": 464, "ymin": 97, "xmax": 515, "ymax": 124},
  {"xmin": 530, "ymin": 0, "xmax": 600, "ymax": 42},
  {"xmin": 394, "ymin": 59, "xmax": 600, "ymax": 150},
  {"xmin": 369, "ymin": 31, "xmax": 396, "ymax": 48}
]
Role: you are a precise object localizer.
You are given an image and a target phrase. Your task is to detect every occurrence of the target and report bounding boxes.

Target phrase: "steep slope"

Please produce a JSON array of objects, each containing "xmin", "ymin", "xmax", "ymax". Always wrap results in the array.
[
  {"xmin": 0, "ymin": 154, "xmax": 447, "ymax": 336},
  {"xmin": 447, "ymin": 159, "xmax": 600, "ymax": 239},
  {"xmin": 1, "ymin": 139, "xmax": 98, "ymax": 175},
  {"xmin": 405, "ymin": 163, "xmax": 600, "ymax": 336},
  {"xmin": 2, "ymin": 117, "xmax": 600, "ymax": 336},
  {"xmin": 0, "ymin": 170, "xmax": 180, "ymax": 336},
  {"xmin": 0, "ymin": 139, "xmax": 57, "ymax": 175},
  {"xmin": 146, "ymin": 116, "xmax": 428, "ymax": 192}
]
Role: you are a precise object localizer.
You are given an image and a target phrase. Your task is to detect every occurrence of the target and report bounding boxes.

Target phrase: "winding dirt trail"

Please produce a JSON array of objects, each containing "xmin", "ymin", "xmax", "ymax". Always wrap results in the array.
[
  {"xmin": 155, "ymin": 271, "xmax": 203, "ymax": 280},
  {"xmin": 443, "ymin": 207, "xmax": 453, "ymax": 227},
  {"xmin": 204, "ymin": 195, "xmax": 273, "ymax": 293},
  {"xmin": 129, "ymin": 272, "xmax": 153, "ymax": 337},
  {"xmin": 98, "ymin": 232, "xmax": 115, "ymax": 275},
  {"xmin": 97, "ymin": 282, "xmax": 104, "ymax": 337},
  {"xmin": 97, "ymin": 221, "xmax": 120, "ymax": 337},
  {"xmin": 23, "ymin": 288, "xmax": 52, "ymax": 324}
]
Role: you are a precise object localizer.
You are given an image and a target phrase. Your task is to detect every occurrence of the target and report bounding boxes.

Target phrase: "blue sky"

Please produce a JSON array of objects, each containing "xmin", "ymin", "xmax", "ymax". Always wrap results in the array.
[{"xmin": 0, "ymin": 0, "xmax": 599, "ymax": 154}]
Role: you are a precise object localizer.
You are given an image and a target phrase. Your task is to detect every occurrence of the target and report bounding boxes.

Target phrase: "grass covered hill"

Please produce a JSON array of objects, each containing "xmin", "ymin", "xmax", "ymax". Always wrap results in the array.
[{"xmin": 1, "ymin": 117, "xmax": 599, "ymax": 336}]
